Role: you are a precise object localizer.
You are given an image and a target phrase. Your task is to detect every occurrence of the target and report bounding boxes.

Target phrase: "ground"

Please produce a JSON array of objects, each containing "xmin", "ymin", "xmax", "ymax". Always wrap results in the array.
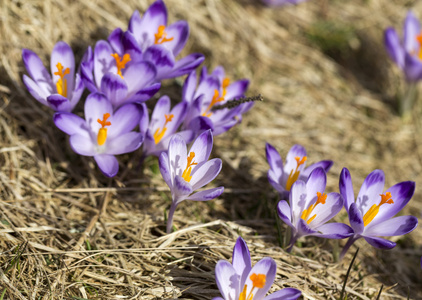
[{"xmin": 0, "ymin": 0, "xmax": 422, "ymax": 299}]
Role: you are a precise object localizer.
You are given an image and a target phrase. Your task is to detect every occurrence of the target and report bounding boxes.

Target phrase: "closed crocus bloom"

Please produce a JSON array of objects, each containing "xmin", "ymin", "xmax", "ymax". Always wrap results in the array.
[
  {"xmin": 266, "ymin": 143, "xmax": 333, "ymax": 200},
  {"xmin": 54, "ymin": 92, "xmax": 144, "ymax": 177},
  {"xmin": 159, "ymin": 130, "xmax": 223, "ymax": 233},
  {"xmin": 385, "ymin": 11, "xmax": 422, "ymax": 82},
  {"xmin": 80, "ymin": 36, "xmax": 160, "ymax": 110},
  {"xmin": 339, "ymin": 168, "xmax": 418, "ymax": 259},
  {"xmin": 277, "ymin": 167, "xmax": 353, "ymax": 252},
  {"xmin": 22, "ymin": 41, "xmax": 84, "ymax": 112},
  {"xmin": 139, "ymin": 95, "xmax": 194, "ymax": 158},
  {"xmin": 213, "ymin": 237, "xmax": 301, "ymax": 300},
  {"xmin": 128, "ymin": 0, "xmax": 204, "ymax": 80},
  {"xmin": 182, "ymin": 66, "xmax": 250, "ymax": 136}
]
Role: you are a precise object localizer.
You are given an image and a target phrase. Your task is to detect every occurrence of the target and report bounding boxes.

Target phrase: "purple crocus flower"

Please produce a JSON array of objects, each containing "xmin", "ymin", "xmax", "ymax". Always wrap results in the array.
[
  {"xmin": 159, "ymin": 130, "xmax": 223, "ymax": 233},
  {"xmin": 80, "ymin": 37, "xmax": 160, "ymax": 109},
  {"xmin": 266, "ymin": 143, "xmax": 333, "ymax": 200},
  {"xmin": 277, "ymin": 167, "xmax": 353, "ymax": 252},
  {"xmin": 385, "ymin": 11, "xmax": 422, "ymax": 82},
  {"xmin": 54, "ymin": 92, "xmax": 144, "ymax": 177},
  {"xmin": 128, "ymin": 0, "xmax": 204, "ymax": 80},
  {"xmin": 139, "ymin": 95, "xmax": 194, "ymax": 158},
  {"xmin": 339, "ymin": 168, "xmax": 418, "ymax": 259},
  {"xmin": 213, "ymin": 237, "xmax": 301, "ymax": 300},
  {"xmin": 182, "ymin": 66, "xmax": 250, "ymax": 136},
  {"xmin": 22, "ymin": 41, "xmax": 84, "ymax": 112},
  {"xmin": 262, "ymin": 0, "xmax": 308, "ymax": 6}
]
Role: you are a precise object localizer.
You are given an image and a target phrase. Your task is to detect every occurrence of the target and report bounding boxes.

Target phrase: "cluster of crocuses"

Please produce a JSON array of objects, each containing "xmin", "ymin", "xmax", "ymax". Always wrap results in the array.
[{"xmin": 266, "ymin": 143, "xmax": 419, "ymax": 259}]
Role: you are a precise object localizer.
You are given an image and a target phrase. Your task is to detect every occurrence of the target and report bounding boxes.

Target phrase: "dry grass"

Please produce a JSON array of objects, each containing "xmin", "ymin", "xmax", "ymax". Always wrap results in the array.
[{"xmin": 1, "ymin": 0, "xmax": 422, "ymax": 299}]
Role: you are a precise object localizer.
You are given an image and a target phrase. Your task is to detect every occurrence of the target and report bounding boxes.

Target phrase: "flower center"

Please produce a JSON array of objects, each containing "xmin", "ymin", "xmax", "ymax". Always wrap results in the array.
[
  {"xmin": 201, "ymin": 77, "xmax": 230, "ymax": 117},
  {"xmin": 154, "ymin": 25, "xmax": 174, "ymax": 44},
  {"xmin": 153, "ymin": 114, "xmax": 174, "ymax": 144},
  {"xmin": 362, "ymin": 192, "xmax": 394, "ymax": 226},
  {"xmin": 285, "ymin": 156, "xmax": 307, "ymax": 191},
  {"xmin": 181, "ymin": 152, "xmax": 198, "ymax": 182},
  {"xmin": 54, "ymin": 62, "xmax": 70, "ymax": 97},
  {"xmin": 301, "ymin": 192, "xmax": 327, "ymax": 224},
  {"xmin": 110, "ymin": 53, "xmax": 131, "ymax": 79},
  {"xmin": 239, "ymin": 273, "xmax": 266, "ymax": 300},
  {"xmin": 416, "ymin": 32, "xmax": 422, "ymax": 60},
  {"xmin": 97, "ymin": 113, "xmax": 112, "ymax": 146}
]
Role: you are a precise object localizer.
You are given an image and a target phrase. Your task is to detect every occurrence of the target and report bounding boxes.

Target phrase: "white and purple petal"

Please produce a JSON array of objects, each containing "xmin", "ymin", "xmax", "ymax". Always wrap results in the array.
[
  {"xmin": 243, "ymin": 258, "xmax": 276, "ymax": 299},
  {"xmin": 277, "ymin": 200, "xmax": 294, "ymax": 228},
  {"xmin": 104, "ymin": 132, "xmax": 144, "ymax": 155},
  {"xmin": 313, "ymin": 223, "xmax": 353, "ymax": 239},
  {"xmin": 186, "ymin": 187, "xmax": 224, "ymax": 201},
  {"xmin": 263, "ymin": 288, "xmax": 302, "ymax": 300},
  {"xmin": 54, "ymin": 112, "xmax": 90, "ymax": 137},
  {"xmin": 94, "ymin": 154, "xmax": 119, "ymax": 177},
  {"xmin": 231, "ymin": 237, "xmax": 252, "ymax": 286},
  {"xmin": 189, "ymin": 129, "xmax": 213, "ymax": 163},
  {"xmin": 50, "ymin": 41, "xmax": 75, "ymax": 97},
  {"xmin": 190, "ymin": 158, "xmax": 222, "ymax": 191},
  {"xmin": 214, "ymin": 260, "xmax": 239, "ymax": 300},
  {"xmin": 364, "ymin": 215, "xmax": 418, "ymax": 237},
  {"xmin": 384, "ymin": 28, "xmax": 405, "ymax": 69},
  {"xmin": 363, "ymin": 236, "xmax": 396, "ymax": 249},
  {"xmin": 100, "ymin": 73, "xmax": 128, "ymax": 109},
  {"xmin": 356, "ymin": 169, "xmax": 385, "ymax": 216}
]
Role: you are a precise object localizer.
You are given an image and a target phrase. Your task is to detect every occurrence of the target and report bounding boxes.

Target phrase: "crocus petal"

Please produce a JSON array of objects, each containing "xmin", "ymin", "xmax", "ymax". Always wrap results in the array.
[
  {"xmin": 370, "ymin": 181, "xmax": 415, "ymax": 226},
  {"xmin": 143, "ymin": 45, "xmax": 175, "ymax": 77},
  {"xmin": 187, "ymin": 115, "xmax": 214, "ymax": 134},
  {"xmin": 151, "ymin": 95, "xmax": 171, "ymax": 124},
  {"xmin": 263, "ymin": 288, "xmax": 302, "ymax": 300},
  {"xmin": 189, "ymin": 129, "xmax": 213, "ymax": 163},
  {"xmin": 243, "ymin": 258, "xmax": 276, "ymax": 299},
  {"xmin": 363, "ymin": 236, "xmax": 396, "ymax": 249},
  {"xmin": 159, "ymin": 152, "xmax": 172, "ymax": 188},
  {"xmin": 69, "ymin": 134, "xmax": 96, "ymax": 156},
  {"xmin": 364, "ymin": 215, "xmax": 418, "ymax": 237},
  {"xmin": 214, "ymin": 260, "xmax": 239, "ymax": 300},
  {"xmin": 108, "ymin": 28, "xmax": 124, "ymax": 55},
  {"xmin": 51, "ymin": 41, "xmax": 75, "ymax": 97},
  {"xmin": 266, "ymin": 143, "xmax": 283, "ymax": 182},
  {"xmin": 232, "ymin": 237, "xmax": 252, "ymax": 286},
  {"xmin": 162, "ymin": 53, "xmax": 205, "ymax": 79},
  {"xmin": 122, "ymin": 31, "xmax": 143, "ymax": 62},
  {"xmin": 104, "ymin": 132, "xmax": 144, "ymax": 155},
  {"xmin": 212, "ymin": 298, "xmax": 224, "ymax": 300},
  {"xmin": 168, "ymin": 134, "xmax": 188, "ymax": 179},
  {"xmin": 384, "ymin": 28, "xmax": 405, "ymax": 69},
  {"xmin": 348, "ymin": 202, "xmax": 364, "ymax": 234},
  {"xmin": 100, "ymin": 73, "xmax": 129, "ymax": 109},
  {"xmin": 165, "ymin": 20, "xmax": 189, "ymax": 56},
  {"xmin": 186, "ymin": 187, "xmax": 224, "ymax": 201},
  {"xmin": 277, "ymin": 200, "xmax": 293, "ymax": 228},
  {"xmin": 306, "ymin": 192, "xmax": 343, "ymax": 228},
  {"xmin": 47, "ymin": 94, "xmax": 72, "ymax": 112},
  {"xmin": 22, "ymin": 49, "xmax": 53, "ymax": 94},
  {"xmin": 22, "ymin": 74, "xmax": 49, "ymax": 104},
  {"xmin": 94, "ymin": 154, "xmax": 119, "ymax": 177},
  {"xmin": 297, "ymin": 219, "xmax": 319, "ymax": 237},
  {"xmin": 290, "ymin": 180, "xmax": 307, "ymax": 226},
  {"xmin": 126, "ymin": 82, "xmax": 161, "ymax": 103},
  {"xmin": 285, "ymin": 144, "xmax": 307, "ymax": 172},
  {"xmin": 356, "ymin": 169, "xmax": 385, "ymax": 216},
  {"xmin": 80, "ymin": 60, "xmax": 97, "ymax": 93},
  {"xmin": 301, "ymin": 160, "xmax": 333, "ymax": 178},
  {"xmin": 305, "ymin": 167, "xmax": 327, "ymax": 207},
  {"xmin": 190, "ymin": 158, "xmax": 222, "ymax": 191},
  {"xmin": 313, "ymin": 223, "xmax": 353, "ymax": 239},
  {"xmin": 403, "ymin": 11, "xmax": 421, "ymax": 53},
  {"xmin": 53, "ymin": 112, "xmax": 90, "ymax": 137},
  {"xmin": 94, "ymin": 40, "xmax": 116, "ymax": 89},
  {"xmin": 84, "ymin": 93, "xmax": 113, "ymax": 134},
  {"xmin": 70, "ymin": 74, "xmax": 85, "ymax": 110},
  {"xmin": 339, "ymin": 168, "xmax": 356, "ymax": 213},
  {"xmin": 173, "ymin": 175, "xmax": 193, "ymax": 202},
  {"xmin": 108, "ymin": 103, "xmax": 142, "ymax": 137},
  {"xmin": 182, "ymin": 70, "xmax": 197, "ymax": 103},
  {"xmin": 404, "ymin": 52, "xmax": 422, "ymax": 82},
  {"xmin": 123, "ymin": 61, "xmax": 157, "ymax": 97},
  {"xmin": 139, "ymin": 103, "xmax": 149, "ymax": 135},
  {"xmin": 224, "ymin": 79, "xmax": 249, "ymax": 101},
  {"xmin": 166, "ymin": 102, "xmax": 188, "ymax": 133}
]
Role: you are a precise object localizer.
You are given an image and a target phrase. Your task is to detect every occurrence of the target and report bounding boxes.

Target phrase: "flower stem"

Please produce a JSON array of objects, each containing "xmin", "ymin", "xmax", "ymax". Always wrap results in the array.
[
  {"xmin": 339, "ymin": 235, "xmax": 359, "ymax": 260},
  {"xmin": 286, "ymin": 233, "xmax": 298, "ymax": 253},
  {"xmin": 400, "ymin": 82, "xmax": 418, "ymax": 119},
  {"xmin": 166, "ymin": 202, "xmax": 178, "ymax": 234}
]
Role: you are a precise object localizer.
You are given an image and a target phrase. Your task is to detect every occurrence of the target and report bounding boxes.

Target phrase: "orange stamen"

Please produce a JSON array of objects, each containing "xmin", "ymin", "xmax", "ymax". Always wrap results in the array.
[
  {"xmin": 301, "ymin": 192, "xmax": 327, "ymax": 224},
  {"xmin": 97, "ymin": 113, "xmax": 112, "ymax": 146},
  {"xmin": 110, "ymin": 53, "xmax": 131, "ymax": 79},
  {"xmin": 362, "ymin": 192, "xmax": 394, "ymax": 226},
  {"xmin": 153, "ymin": 114, "xmax": 174, "ymax": 144},
  {"xmin": 416, "ymin": 32, "xmax": 422, "ymax": 60},
  {"xmin": 54, "ymin": 62, "xmax": 70, "ymax": 97},
  {"xmin": 285, "ymin": 156, "xmax": 307, "ymax": 191},
  {"xmin": 181, "ymin": 152, "xmax": 198, "ymax": 182},
  {"xmin": 222, "ymin": 77, "xmax": 230, "ymax": 97},
  {"xmin": 154, "ymin": 25, "xmax": 174, "ymax": 44},
  {"xmin": 239, "ymin": 273, "xmax": 267, "ymax": 300},
  {"xmin": 202, "ymin": 89, "xmax": 225, "ymax": 117}
]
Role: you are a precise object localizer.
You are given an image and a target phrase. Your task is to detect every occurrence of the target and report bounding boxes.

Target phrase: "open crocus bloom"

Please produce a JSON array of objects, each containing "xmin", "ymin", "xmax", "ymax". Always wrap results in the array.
[
  {"xmin": 339, "ymin": 168, "xmax": 418, "ymax": 259},
  {"xmin": 128, "ymin": 0, "xmax": 204, "ymax": 80},
  {"xmin": 213, "ymin": 237, "xmax": 301, "ymax": 300},
  {"xmin": 182, "ymin": 66, "xmax": 250, "ymax": 136},
  {"xmin": 385, "ymin": 11, "xmax": 422, "ymax": 81},
  {"xmin": 54, "ymin": 92, "xmax": 144, "ymax": 177},
  {"xmin": 159, "ymin": 130, "xmax": 223, "ymax": 233},
  {"xmin": 277, "ymin": 167, "xmax": 353, "ymax": 252},
  {"xmin": 22, "ymin": 41, "xmax": 84, "ymax": 112},
  {"xmin": 266, "ymin": 143, "xmax": 333, "ymax": 200},
  {"xmin": 80, "ymin": 37, "xmax": 160, "ymax": 109},
  {"xmin": 139, "ymin": 95, "xmax": 194, "ymax": 157}
]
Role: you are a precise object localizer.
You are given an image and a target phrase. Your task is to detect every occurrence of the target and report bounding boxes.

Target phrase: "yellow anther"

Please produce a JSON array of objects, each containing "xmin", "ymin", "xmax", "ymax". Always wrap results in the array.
[
  {"xmin": 111, "ymin": 53, "xmax": 131, "ymax": 79},
  {"xmin": 181, "ymin": 152, "xmax": 198, "ymax": 182},
  {"xmin": 153, "ymin": 114, "xmax": 174, "ymax": 144},
  {"xmin": 154, "ymin": 25, "xmax": 174, "ymax": 44},
  {"xmin": 362, "ymin": 192, "xmax": 394, "ymax": 226},
  {"xmin": 97, "ymin": 113, "xmax": 111, "ymax": 146},
  {"xmin": 239, "ymin": 285, "xmax": 247, "ymax": 300},
  {"xmin": 285, "ymin": 156, "xmax": 307, "ymax": 191},
  {"xmin": 54, "ymin": 62, "xmax": 70, "ymax": 97},
  {"xmin": 416, "ymin": 32, "xmax": 422, "ymax": 60},
  {"xmin": 202, "ymin": 89, "xmax": 225, "ymax": 117},
  {"xmin": 301, "ymin": 192, "xmax": 327, "ymax": 224}
]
